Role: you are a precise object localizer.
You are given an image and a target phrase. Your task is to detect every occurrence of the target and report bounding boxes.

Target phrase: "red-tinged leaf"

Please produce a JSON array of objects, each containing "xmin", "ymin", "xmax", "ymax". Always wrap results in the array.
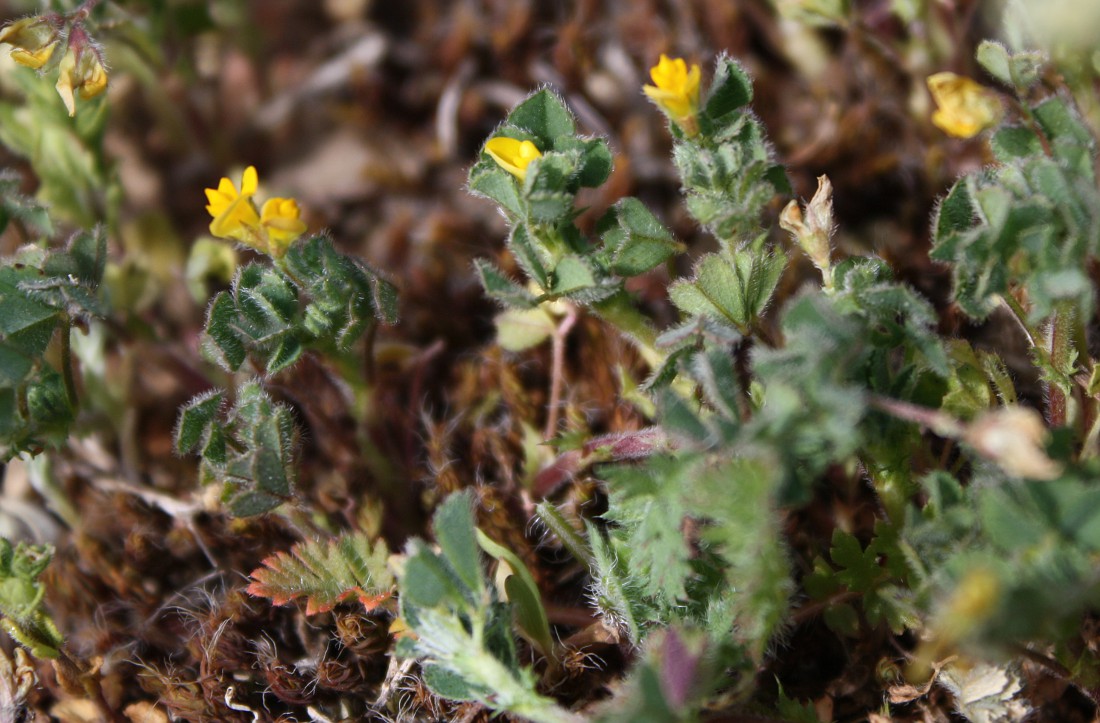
[
  {"xmin": 356, "ymin": 589, "xmax": 393, "ymax": 612},
  {"xmin": 532, "ymin": 449, "xmax": 584, "ymax": 498},
  {"xmin": 583, "ymin": 426, "xmax": 671, "ymax": 460},
  {"xmin": 247, "ymin": 532, "xmax": 394, "ymax": 615},
  {"xmin": 533, "ymin": 428, "xmax": 673, "ymax": 497}
]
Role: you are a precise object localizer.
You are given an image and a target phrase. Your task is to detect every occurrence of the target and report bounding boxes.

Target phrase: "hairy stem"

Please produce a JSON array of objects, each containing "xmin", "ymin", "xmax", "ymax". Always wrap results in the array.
[{"xmin": 60, "ymin": 320, "xmax": 78, "ymax": 410}]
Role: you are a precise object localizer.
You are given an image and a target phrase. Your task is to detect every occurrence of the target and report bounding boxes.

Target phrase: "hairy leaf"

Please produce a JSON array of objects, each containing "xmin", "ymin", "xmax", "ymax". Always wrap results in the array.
[{"xmin": 247, "ymin": 532, "xmax": 393, "ymax": 615}]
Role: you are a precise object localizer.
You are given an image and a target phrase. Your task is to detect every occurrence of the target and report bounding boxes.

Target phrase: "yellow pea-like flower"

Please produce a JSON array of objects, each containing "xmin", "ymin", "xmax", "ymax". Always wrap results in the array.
[
  {"xmin": 643, "ymin": 54, "xmax": 701, "ymax": 133},
  {"xmin": 205, "ymin": 167, "xmax": 308, "ymax": 257},
  {"xmin": 927, "ymin": 72, "xmax": 1002, "ymax": 139},
  {"xmin": 55, "ymin": 34, "xmax": 108, "ymax": 116},
  {"xmin": 11, "ymin": 43, "xmax": 56, "ymax": 70},
  {"xmin": 485, "ymin": 137, "xmax": 543, "ymax": 181},
  {"xmin": 0, "ymin": 16, "xmax": 60, "ymax": 70},
  {"xmin": 260, "ymin": 198, "xmax": 308, "ymax": 257},
  {"xmin": 205, "ymin": 166, "xmax": 263, "ymax": 246}
]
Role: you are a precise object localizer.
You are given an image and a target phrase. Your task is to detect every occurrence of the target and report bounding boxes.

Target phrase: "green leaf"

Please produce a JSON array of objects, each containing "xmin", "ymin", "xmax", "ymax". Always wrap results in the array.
[
  {"xmin": 0, "ymin": 539, "xmax": 62, "ymax": 660},
  {"xmin": 0, "ymin": 229, "xmax": 108, "ymax": 459},
  {"xmin": 477, "ymin": 529, "xmax": 555, "ymax": 659},
  {"xmin": 0, "ymin": 170, "xmax": 52, "ymax": 238},
  {"xmin": 1033, "ymin": 98, "xmax": 1096, "ymax": 176},
  {"xmin": 203, "ymin": 267, "xmax": 294, "ymax": 371},
  {"xmin": 604, "ymin": 198, "xmax": 683, "ymax": 277},
  {"xmin": 174, "ymin": 390, "xmax": 225, "ymax": 454},
  {"xmin": 776, "ymin": 681, "xmax": 823, "ymax": 723},
  {"xmin": 863, "ymin": 584, "xmax": 917, "ymax": 634},
  {"xmin": 551, "ymin": 254, "xmax": 596, "ymax": 295},
  {"xmin": 829, "ymin": 530, "xmax": 880, "ymax": 592},
  {"xmin": 53, "ymin": 227, "xmax": 107, "ymax": 286},
  {"xmin": 469, "ymin": 163, "xmax": 524, "ymax": 217},
  {"xmin": 933, "ymin": 179, "xmax": 975, "ymax": 239},
  {"xmin": 0, "ymin": 343, "xmax": 34, "ymax": 387},
  {"xmin": 978, "ymin": 488, "xmax": 1048, "ymax": 552},
  {"xmin": 524, "ymin": 151, "xmax": 580, "ymax": 223},
  {"xmin": 991, "ymin": 127, "xmax": 1043, "ymax": 162},
  {"xmin": 575, "ymin": 137, "xmax": 613, "ymax": 188},
  {"xmin": 0, "ymin": 283, "xmax": 57, "ymax": 340},
  {"xmin": 202, "ymin": 236, "xmax": 398, "ymax": 374},
  {"xmin": 977, "ymin": 41, "xmax": 1046, "ymax": 90},
  {"xmin": 422, "ymin": 664, "xmax": 485, "ymax": 701},
  {"xmin": 823, "ymin": 602, "xmax": 860, "ymax": 638},
  {"xmin": 704, "ymin": 55, "xmax": 753, "ymax": 122},
  {"xmin": 690, "ymin": 456, "xmax": 793, "ymax": 657},
  {"xmin": 506, "ymin": 89, "xmax": 576, "ymax": 146},
  {"xmin": 941, "ymin": 340, "xmax": 993, "ymax": 419},
  {"xmin": 401, "ymin": 539, "xmax": 466, "ymax": 610},
  {"xmin": 508, "ymin": 225, "xmax": 550, "ymax": 289},
  {"xmin": 475, "ymin": 259, "xmax": 537, "ymax": 309},
  {"xmin": 534, "ymin": 502, "xmax": 595, "ymax": 571},
  {"xmin": 178, "ymin": 380, "xmax": 298, "ymax": 517},
  {"xmin": 396, "ymin": 491, "xmax": 573, "ymax": 722},
  {"xmin": 670, "ymin": 250, "xmax": 785, "ymax": 331},
  {"xmin": 284, "ymin": 234, "xmax": 400, "ymax": 337},
  {"xmin": 495, "ymin": 307, "xmax": 556, "ymax": 352},
  {"xmin": 588, "ymin": 521, "xmax": 644, "ymax": 644},
  {"xmin": 433, "ymin": 490, "xmax": 484, "ymax": 599},
  {"xmin": 975, "ymin": 40, "xmax": 1013, "ymax": 87}
]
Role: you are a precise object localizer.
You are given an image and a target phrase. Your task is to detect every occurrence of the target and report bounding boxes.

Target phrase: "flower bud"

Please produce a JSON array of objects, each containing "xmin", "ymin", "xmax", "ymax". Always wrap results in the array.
[
  {"xmin": 55, "ymin": 28, "xmax": 108, "ymax": 116},
  {"xmin": 0, "ymin": 15, "xmax": 61, "ymax": 70},
  {"xmin": 780, "ymin": 175, "xmax": 834, "ymax": 285},
  {"xmin": 964, "ymin": 405, "xmax": 1062, "ymax": 480}
]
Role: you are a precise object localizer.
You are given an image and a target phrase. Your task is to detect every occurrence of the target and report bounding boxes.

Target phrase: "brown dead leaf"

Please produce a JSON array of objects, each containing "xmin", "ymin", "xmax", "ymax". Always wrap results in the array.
[
  {"xmin": 889, "ymin": 656, "xmax": 955, "ymax": 704},
  {"xmin": 124, "ymin": 702, "xmax": 169, "ymax": 723},
  {"xmin": 50, "ymin": 699, "xmax": 103, "ymax": 723}
]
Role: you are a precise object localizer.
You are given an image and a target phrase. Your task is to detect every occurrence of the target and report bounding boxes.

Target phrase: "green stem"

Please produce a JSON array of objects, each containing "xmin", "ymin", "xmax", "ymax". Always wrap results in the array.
[
  {"xmin": 534, "ymin": 501, "xmax": 594, "ymax": 572},
  {"xmin": 999, "ymin": 294, "xmax": 1036, "ymax": 348},
  {"xmin": 867, "ymin": 394, "xmax": 964, "ymax": 438},
  {"xmin": 59, "ymin": 319, "xmax": 78, "ymax": 410},
  {"xmin": 592, "ymin": 291, "xmax": 662, "ymax": 370},
  {"xmin": 362, "ymin": 320, "xmax": 378, "ymax": 387},
  {"xmin": 1045, "ymin": 301, "xmax": 1078, "ymax": 427},
  {"xmin": 1011, "ymin": 96, "xmax": 1056, "ymax": 159},
  {"xmin": 545, "ymin": 304, "xmax": 579, "ymax": 439},
  {"xmin": 273, "ymin": 256, "xmax": 307, "ymax": 288}
]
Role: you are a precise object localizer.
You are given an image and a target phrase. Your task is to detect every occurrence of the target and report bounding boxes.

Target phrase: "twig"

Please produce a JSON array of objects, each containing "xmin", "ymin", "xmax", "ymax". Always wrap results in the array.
[{"xmin": 1014, "ymin": 644, "xmax": 1100, "ymax": 706}]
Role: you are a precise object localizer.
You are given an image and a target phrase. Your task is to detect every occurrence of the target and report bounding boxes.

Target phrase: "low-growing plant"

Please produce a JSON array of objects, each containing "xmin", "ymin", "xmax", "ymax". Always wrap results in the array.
[{"xmin": 4, "ymin": 1, "xmax": 1100, "ymax": 720}]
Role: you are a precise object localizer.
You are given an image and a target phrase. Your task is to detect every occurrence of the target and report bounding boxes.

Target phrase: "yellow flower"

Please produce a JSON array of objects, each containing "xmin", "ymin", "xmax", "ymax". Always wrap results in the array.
[
  {"xmin": 643, "ymin": 54, "xmax": 701, "ymax": 133},
  {"xmin": 55, "ymin": 35, "xmax": 108, "ymax": 117},
  {"xmin": 205, "ymin": 166, "xmax": 308, "ymax": 256},
  {"xmin": 927, "ymin": 72, "xmax": 1002, "ymax": 139},
  {"xmin": 484, "ymin": 137, "xmax": 543, "ymax": 181},
  {"xmin": 0, "ymin": 16, "xmax": 60, "ymax": 70},
  {"xmin": 205, "ymin": 166, "xmax": 262, "ymax": 246},
  {"xmin": 260, "ymin": 198, "xmax": 307, "ymax": 257}
]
